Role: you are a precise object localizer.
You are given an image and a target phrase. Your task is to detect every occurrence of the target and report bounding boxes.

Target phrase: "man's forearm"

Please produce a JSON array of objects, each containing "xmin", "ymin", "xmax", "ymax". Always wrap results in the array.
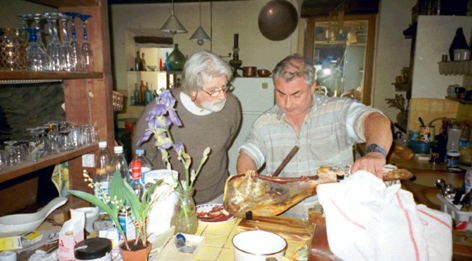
[
  {"xmin": 236, "ymin": 152, "xmax": 257, "ymax": 174},
  {"xmin": 364, "ymin": 112, "xmax": 393, "ymax": 155}
]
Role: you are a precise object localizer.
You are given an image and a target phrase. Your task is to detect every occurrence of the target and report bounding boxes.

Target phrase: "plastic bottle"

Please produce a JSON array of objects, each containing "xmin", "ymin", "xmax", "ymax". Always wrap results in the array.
[
  {"xmin": 111, "ymin": 146, "xmax": 129, "ymax": 183},
  {"xmin": 460, "ymin": 122, "xmax": 471, "ymax": 148},
  {"xmin": 446, "ymin": 126, "xmax": 462, "ymax": 151},
  {"xmin": 129, "ymin": 149, "xmax": 152, "ymax": 184},
  {"xmin": 95, "ymin": 141, "xmax": 112, "ymax": 215},
  {"xmin": 130, "ymin": 158, "xmax": 145, "ymax": 199}
]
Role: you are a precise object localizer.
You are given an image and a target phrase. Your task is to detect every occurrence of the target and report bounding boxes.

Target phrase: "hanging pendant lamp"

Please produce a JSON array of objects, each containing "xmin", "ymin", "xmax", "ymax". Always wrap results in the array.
[
  {"xmin": 160, "ymin": 0, "xmax": 187, "ymax": 34},
  {"xmin": 190, "ymin": 0, "xmax": 211, "ymax": 45}
]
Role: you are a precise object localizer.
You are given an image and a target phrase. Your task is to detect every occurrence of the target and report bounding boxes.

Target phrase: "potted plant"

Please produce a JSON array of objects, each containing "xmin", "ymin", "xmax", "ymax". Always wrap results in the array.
[
  {"xmin": 137, "ymin": 89, "xmax": 211, "ymax": 234},
  {"xmin": 68, "ymin": 169, "xmax": 165, "ymax": 260}
]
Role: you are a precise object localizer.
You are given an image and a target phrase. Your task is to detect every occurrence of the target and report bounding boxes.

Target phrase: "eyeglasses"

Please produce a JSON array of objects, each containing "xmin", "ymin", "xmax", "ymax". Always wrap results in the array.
[{"xmin": 199, "ymin": 83, "xmax": 234, "ymax": 97}]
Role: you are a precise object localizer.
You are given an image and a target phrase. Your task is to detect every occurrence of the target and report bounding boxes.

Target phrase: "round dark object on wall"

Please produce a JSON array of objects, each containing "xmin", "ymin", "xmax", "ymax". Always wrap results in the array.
[{"xmin": 258, "ymin": 0, "xmax": 298, "ymax": 41}]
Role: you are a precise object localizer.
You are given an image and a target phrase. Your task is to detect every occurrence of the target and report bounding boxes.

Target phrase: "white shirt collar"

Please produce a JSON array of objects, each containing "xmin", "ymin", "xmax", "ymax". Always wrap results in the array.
[{"xmin": 180, "ymin": 91, "xmax": 212, "ymax": 116}]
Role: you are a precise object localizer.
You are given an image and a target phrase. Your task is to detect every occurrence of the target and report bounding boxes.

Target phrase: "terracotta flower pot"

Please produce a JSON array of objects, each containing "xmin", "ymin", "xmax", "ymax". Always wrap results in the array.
[{"xmin": 119, "ymin": 239, "xmax": 151, "ymax": 261}]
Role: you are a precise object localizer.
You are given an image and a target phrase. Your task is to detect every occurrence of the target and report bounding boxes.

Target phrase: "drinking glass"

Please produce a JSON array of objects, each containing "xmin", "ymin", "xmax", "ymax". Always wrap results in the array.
[
  {"xmin": 0, "ymin": 150, "xmax": 6, "ymax": 168},
  {"xmin": 78, "ymin": 14, "xmax": 93, "ymax": 71},
  {"xmin": 59, "ymin": 14, "xmax": 73, "ymax": 71},
  {"xmin": 23, "ymin": 28, "xmax": 48, "ymax": 71},
  {"xmin": 81, "ymin": 124, "xmax": 92, "ymax": 146},
  {"xmin": 4, "ymin": 141, "xmax": 18, "ymax": 166},
  {"xmin": 16, "ymin": 14, "xmax": 31, "ymax": 44},
  {"xmin": 44, "ymin": 13, "xmax": 62, "ymax": 71},
  {"xmin": 91, "ymin": 125, "xmax": 99, "ymax": 143},
  {"xmin": 58, "ymin": 131, "xmax": 73, "ymax": 152},
  {"xmin": 63, "ymin": 12, "xmax": 81, "ymax": 71},
  {"xmin": 32, "ymin": 13, "xmax": 47, "ymax": 53},
  {"xmin": 69, "ymin": 126, "xmax": 82, "ymax": 148}
]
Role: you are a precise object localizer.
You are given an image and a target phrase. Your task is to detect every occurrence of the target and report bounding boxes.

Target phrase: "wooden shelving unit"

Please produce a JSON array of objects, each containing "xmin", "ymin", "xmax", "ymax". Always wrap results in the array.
[{"xmin": 0, "ymin": 0, "xmax": 114, "ymax": 215}]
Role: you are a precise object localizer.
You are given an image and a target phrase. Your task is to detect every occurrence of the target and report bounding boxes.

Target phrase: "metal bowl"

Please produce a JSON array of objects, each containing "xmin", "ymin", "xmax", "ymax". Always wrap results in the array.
[{"xmin": 257, "ymin": 69, "xmax": 272, "ymax": 77}]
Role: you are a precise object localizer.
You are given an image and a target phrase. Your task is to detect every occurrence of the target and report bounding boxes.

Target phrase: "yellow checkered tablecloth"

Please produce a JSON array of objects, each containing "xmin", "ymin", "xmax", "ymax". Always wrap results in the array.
[{"xmin": 194, "ymin": 218, "xmax": 307, "ymax": 261}]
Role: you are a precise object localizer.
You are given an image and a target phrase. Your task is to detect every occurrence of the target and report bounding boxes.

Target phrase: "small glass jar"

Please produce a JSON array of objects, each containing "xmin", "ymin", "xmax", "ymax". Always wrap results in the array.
[
  {"xmin": 170, "ymin": 188, "xmax": 198, "ymax": 234},
  {"xmin": 0, "ymin": 26, "xmax": 26, "ymax": 71}
]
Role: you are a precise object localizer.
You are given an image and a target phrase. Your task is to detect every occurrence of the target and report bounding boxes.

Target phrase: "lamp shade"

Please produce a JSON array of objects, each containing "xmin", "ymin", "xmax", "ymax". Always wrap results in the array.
[
  {"xmin": 160, "ymin": 14, "xmax": 187, "ymax": 34},
  {"xmin": 190, "ymin": 26, "xmax": 211, "ymax": 45}
]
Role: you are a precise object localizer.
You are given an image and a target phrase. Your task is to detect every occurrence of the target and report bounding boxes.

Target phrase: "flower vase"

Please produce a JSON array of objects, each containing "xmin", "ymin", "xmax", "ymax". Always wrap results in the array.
[
  {"xmin": 165, "ymin": 43, "xmax": 186, "ymax": 71},
  {"xmin": 170, "ymin": 188, "xmax": 198, "ymax": 234},
  {"xmin": 119, "ymin": 239, "xmax": 151, "ymax": 261}
]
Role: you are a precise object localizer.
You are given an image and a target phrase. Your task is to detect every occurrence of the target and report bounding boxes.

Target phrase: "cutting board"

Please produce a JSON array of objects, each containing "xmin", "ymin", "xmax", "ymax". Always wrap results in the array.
[{"xmin": 237, "ymin": 216, "xmax": 310, "ymax": 242}]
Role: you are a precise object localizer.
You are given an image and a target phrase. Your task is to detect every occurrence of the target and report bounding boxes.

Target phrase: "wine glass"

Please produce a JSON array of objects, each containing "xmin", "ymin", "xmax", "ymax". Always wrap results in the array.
[
  {"xmin": 78, "ymin": 14, "xmax": 93, "ymax": 71},
  {"xmin": 63, "ymin": 12, "xmax": 82, "ymax": 71},
  {"xmin": 23, "ymin": 28, "xmax": 48, "ymax": 71},
  {"xmin": 58, "ymin": 14, "xmax": 73, "ymax": 71},
  {"xmin": 44, "ymin": 13, "xmax": 62, "ymax": 71},
  {"xmin": 16, "ymin": 14, "xmax": 31, "ymax": 44}
]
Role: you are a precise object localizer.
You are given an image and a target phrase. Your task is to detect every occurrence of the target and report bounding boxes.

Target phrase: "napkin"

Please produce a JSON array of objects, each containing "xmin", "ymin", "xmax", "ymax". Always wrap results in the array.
[{"xmin": 317, "ymin": 170, "xmax": 452, "ymax": 261}]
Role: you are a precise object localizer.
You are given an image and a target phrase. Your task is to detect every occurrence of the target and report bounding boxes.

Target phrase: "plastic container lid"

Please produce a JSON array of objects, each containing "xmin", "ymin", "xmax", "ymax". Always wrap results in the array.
[
  {"xmin": 136, "ymin": 148, "xmax": 144, "ymax": 155},
  {"xmin": 98, "ymin": 141, "xmax": 107, "ymax": 148},
  {"xmin": 114, "ymin": 146, "xmax": 123, "ymax": 153},
  {"xmin": 74, "ymin": 238, "xmax": 111, "ymax": 260}
]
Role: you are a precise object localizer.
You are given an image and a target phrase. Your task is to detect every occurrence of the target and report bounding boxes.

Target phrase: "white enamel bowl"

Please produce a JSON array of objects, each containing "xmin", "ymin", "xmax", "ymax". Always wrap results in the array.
[
  {"xmin": 232, "ymin": 230, "xmax": 287, "ymax": 261},
  {"xmin": 0, "ymin": 197, "xmax": 67, "ymax": 237}
]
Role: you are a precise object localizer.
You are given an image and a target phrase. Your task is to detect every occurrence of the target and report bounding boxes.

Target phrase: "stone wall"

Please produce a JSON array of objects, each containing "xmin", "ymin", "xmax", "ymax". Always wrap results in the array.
[{"xmin": 0, "ymin": 82, "xmax": 65, "ymax": 147}]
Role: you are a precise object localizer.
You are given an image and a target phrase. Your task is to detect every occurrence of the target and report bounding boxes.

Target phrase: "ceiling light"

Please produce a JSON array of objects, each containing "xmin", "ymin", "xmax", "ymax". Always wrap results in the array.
[
  {"xmin": 160, "ymin": 0, "xmax": 187, "ymax": 34},
  {"xmin": 189, "ymin": 0, "xmax": 211, "ymax": 45}
]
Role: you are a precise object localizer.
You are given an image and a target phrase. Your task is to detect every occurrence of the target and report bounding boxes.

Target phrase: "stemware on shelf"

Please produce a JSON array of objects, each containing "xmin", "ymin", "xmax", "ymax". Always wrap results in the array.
[
  {"xmin": 63, "ymin": 12, "xmax": 82, "ymax": 71},
  {"xmin": 32, "ymin": 13, "xmax": 47, "ymax": 52},
  {"xmin": 78, "ymin": 14, "xmax": 93, "ymax": 71},
  {"xmin": 23, "ymin": 28, "xmax": 48, "ymax": 71},
  {"xmin": 44, "ymin": 13, "xmax": 62, "ymax": 71},
  {"xmin": 0, "ymin": 26, "xmax": 27, "ymax": 71},
  {"xmin": 58, "ymin": 14, "xmax": 73, "ymax": 71},
  {"xmin": 16, "ymin": 14, "xmax": 31, "ymax": 44}
]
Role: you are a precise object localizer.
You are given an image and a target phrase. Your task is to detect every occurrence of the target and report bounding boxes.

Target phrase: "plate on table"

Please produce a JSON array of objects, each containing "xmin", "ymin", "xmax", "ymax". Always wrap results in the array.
[{"xmin": 195, "ymin": 203, "xmax": 235, "ymax": 224}]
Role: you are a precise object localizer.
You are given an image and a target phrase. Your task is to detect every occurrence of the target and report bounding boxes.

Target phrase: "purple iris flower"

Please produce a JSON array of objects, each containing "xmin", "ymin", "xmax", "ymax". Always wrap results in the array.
[
  {"xmin": 174, "ymin": 142, "xmax": 183, "ymax": 155},
  {"xmin": 159, "ymin": 90, "xmax": 176, "ymax": 108},
  {"xmin": 136, "ymin": 130, "xmax": 152, "ymax": 146},
  {"xmin": 148, "ymin": 104, "xmax": 167, "ymax": 118},
  {"xmin": 169, "ymin": 109, "xmax": 182, "ymax": 127}
]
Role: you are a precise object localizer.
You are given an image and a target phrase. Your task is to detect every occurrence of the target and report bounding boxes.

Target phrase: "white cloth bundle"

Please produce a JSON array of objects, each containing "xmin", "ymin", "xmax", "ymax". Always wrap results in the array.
[{"xmin": 317, "ymin": 170, "xmax": 452, "ymax": 261}]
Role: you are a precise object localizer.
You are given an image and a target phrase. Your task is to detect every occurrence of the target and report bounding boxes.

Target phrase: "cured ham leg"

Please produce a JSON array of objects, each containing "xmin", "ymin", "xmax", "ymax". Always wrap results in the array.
[
  {"xmin": 223, "ymin": 170, "xmax": 337, "ymax": 217},
  {"xmin": 223, "ymin": 166, "xmax": 413, "ymax": 218}
]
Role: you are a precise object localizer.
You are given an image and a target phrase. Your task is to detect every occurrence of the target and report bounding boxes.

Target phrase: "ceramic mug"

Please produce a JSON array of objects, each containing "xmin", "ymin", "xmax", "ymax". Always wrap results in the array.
[{"xmin": 233, "ymin": 230, "xmax": 287, "ymax": 261}]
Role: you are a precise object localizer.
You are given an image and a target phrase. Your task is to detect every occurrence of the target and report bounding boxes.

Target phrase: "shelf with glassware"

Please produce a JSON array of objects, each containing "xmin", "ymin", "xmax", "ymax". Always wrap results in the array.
[
  {"xmin": 0, "ymin": 143, "xmax": 98, "ymax": 183},
  {"xmin": 0, "ymin": 0, "xmax": 115, "ymax": 216}
]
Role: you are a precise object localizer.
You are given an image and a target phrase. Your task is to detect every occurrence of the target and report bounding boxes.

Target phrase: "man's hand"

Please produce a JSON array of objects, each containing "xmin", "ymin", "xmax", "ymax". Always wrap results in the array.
[{"xmin": 350, "ymin": 152, "xmax": 386, "ymax": 179}]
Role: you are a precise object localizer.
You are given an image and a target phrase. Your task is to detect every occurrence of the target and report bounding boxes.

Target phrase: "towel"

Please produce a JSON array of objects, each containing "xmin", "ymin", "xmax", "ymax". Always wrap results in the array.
[{"xmin": 317, "ymin": 170, "xmax": 452, "ymax": 261}]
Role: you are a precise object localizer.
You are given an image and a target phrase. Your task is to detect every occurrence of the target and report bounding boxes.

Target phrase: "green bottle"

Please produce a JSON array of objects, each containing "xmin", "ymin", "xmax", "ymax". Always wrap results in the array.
[
  {"xmin": 134, "ymin": 83, "xmax": 140, "ymax": 105},
  {"xmin": 144, "ymin": 82, "xmax": 152, "ymax": 105}
]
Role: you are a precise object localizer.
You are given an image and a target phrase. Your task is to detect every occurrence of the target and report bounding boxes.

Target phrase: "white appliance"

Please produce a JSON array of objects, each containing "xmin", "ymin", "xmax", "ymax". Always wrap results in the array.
[{"xmin": 228, "ymin": 77, "xmax": 275, "ymax": 175}]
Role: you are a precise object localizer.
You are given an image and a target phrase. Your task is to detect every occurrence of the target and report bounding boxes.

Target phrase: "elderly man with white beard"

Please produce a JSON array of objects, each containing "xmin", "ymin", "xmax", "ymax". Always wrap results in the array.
[{"xmin": 133, "ymin": 50, "xmax": 242, "ymax": 204}]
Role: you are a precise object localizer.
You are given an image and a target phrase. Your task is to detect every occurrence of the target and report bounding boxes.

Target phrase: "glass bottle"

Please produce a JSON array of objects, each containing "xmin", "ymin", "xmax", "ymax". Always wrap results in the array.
[
  {"xmin": 111, "ymin": 146, "xmax": 129, "ymax": 183},
  {"xmin": 134, "ymin": 83, "xmax": 140, "ymax": 105},
  {"xmin": 166, "ymin": 44, "xmax": 186, "ymax": 71},
  {"xmin": 170, "ymin": 188, "xmax": 198, "ymax": 234},
  {"xmin": 135, "ymin": 51, "xmax": 142, "ymax": 71},
  {"xmin": 144, "ymin": 82, "xmax": 152, "ymax": 105},
  {"xmin": 95, "ymin": 141, "xmax": 112, "ymax": 216},
  {"xmin": 140, "ymin": 80, "xmax": 146, "ymax": 106},
  {"xmin": 141, "ymin": 52, "xmax": 147, "ymax": 71}
]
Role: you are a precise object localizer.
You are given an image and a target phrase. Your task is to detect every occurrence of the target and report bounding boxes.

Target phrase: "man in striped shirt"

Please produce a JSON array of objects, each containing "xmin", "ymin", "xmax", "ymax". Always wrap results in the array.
[{"xmin": 236, "ymin": 54, "xmax": 392, "ymax": 217}]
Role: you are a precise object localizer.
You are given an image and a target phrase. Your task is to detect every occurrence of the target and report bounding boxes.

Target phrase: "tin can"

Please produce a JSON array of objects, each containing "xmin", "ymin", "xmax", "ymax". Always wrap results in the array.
[
  {"xmin": 74, "ymin": 238, "xmax": 112, "ymax": 261},
  {"xmin": 410, "ymin": 130, "xmax": 419, "ymax": 140},
  {"xmin": 419, "ymin": 126, "xmax": 432, "ymax": 142}
]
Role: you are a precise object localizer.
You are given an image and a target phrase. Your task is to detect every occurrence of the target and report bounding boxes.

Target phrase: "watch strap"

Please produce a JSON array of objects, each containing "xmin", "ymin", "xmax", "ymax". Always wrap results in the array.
[{"xmin": 366, "ymin": 144, "xmax": 387, "ymax": 157}]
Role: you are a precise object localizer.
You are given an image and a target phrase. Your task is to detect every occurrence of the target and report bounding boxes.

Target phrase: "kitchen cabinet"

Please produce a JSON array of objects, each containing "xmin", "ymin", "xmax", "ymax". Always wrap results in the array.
[{"xmin": 0, "ymin": 0, "xmax": 114, "ymax": 214}]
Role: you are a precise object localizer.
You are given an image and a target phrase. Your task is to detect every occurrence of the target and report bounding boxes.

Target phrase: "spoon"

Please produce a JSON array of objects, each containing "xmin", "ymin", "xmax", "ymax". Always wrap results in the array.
[
  {"xmin": 435, "ymin": 179, "xmax": 446, "ymax": 197},
  {"xmin": 445, "ymin": 184, "xmax": 455, "ymax": 198},
  {"xmin": 0, "ymin": 197, "xmax": 67, "ymax": 237}
]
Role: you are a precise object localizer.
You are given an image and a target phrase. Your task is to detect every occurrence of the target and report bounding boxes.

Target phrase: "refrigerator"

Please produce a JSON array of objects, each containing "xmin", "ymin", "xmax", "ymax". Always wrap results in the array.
[{"xmin": 228, "ymin": 77, "xmax": 275, "ymax": 175}]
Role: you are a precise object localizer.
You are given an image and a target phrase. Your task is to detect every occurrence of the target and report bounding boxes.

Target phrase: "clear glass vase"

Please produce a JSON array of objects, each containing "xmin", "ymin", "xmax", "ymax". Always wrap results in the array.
[{"xmin": 170, "ymin": 188, "xmax": 198, "ymax": 234}]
